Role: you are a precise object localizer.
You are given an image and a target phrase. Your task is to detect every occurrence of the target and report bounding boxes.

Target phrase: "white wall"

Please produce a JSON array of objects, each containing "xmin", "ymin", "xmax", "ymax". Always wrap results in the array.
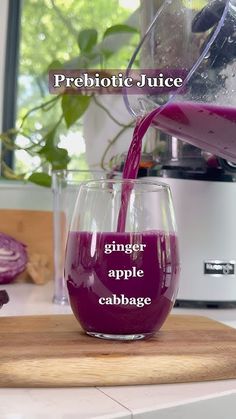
[
  {"xmin": 0, "ymin": 182, "xmax": 53, "ymax": 211},
  {"xmin": 0, "ymin": 0, "xmax": 9, "ymax": 130}
]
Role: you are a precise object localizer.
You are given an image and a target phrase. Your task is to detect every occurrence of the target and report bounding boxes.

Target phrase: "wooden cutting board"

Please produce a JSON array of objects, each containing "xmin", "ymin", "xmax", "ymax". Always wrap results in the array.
[{"xmin": 0, "ymin": 314, "xmax": 236, "ymax": 387}]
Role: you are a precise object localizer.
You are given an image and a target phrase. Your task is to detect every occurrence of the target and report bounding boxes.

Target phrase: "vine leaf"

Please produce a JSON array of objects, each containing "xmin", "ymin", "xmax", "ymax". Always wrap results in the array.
[
  {"xmin": 47, "ymin": 60, "xmax": 63, "ymax": 71},
  {"xmin": 103, "ymin": 24, "xmax": 138, "ymax": 39},
  {"xmin": 28, "ymin": 173, "xmax": 52, "ymax": 187},
  {"xmin": 39, "ymin": 128, "xmax": 70, "ymax": 170},
  {"xmin": 42, "ymin": 146, "xmax": 70, "ymax": 170},
  {"xmin": 78, "ymin": 29, "xmax": 98, "ymax": 53},
  {"xmin": 61, "ymin": 95, "xmax": 91, "ymax": 128}
]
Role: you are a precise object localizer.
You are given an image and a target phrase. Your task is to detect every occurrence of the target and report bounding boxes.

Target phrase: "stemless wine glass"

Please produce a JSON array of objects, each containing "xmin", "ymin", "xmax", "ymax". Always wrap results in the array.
[{"xmin": 65, "ymin": 179, "xmax": 180, "ymax": 340}]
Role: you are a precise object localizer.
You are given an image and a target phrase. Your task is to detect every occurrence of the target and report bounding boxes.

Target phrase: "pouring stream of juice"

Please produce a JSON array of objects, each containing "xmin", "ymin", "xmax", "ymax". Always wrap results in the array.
[{"xmin": 117, "ymin": 100, "xmax": 236, "ymax": 232}]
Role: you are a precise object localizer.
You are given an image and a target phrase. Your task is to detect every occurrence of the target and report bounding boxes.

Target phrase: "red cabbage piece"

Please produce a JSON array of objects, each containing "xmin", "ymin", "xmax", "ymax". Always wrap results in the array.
[{"xmin": 0, "ymin": 233, "xmax": 27, "ymax": 284}]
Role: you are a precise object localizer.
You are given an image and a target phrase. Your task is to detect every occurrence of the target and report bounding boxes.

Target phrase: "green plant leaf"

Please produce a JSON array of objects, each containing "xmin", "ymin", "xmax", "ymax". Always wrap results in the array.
[
  {"xmin": 49, "ymin": 147, "xmax": 71, "ymax": 170},
  {"xmin": 28, "ymin": 173, "xmax": 52, "ymax": 188},
  {"xmin": 103, "ymin": 24, "xmax": 138, "ymax": 39},
  {"xmin": 42, "ymin": 127, "xmax": 57, "ymax": 148},
  {"xmin": 78, "ymin": 29, "xmax": 98, "ymax": 53},
  {"xmin": 40, "ymin": 145, "xmax": 70, "ymax": 170},
  {"xmin": 47, "ymin": 60, "xmax": 63, "ymax": 71},
  {"xmin": 61, "ymin": 95, "xmax": 91, "ymax": 128},
  {"xmin": 39, "ymin": 135, "xmax": 70, "ymax": 170}
]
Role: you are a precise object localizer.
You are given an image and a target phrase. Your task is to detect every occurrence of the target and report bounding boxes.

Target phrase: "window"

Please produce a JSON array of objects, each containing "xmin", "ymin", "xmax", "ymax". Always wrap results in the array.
[{"xmin": 2, "ymin": 0, "xmax": 139, "ymax": 181}]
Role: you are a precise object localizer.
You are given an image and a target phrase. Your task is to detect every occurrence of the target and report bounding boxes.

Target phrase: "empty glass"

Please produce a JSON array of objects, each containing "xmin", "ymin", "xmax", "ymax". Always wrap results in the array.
[{"xmin": 52, "ymin": 170, "xmax": 108, "ymax": 305}]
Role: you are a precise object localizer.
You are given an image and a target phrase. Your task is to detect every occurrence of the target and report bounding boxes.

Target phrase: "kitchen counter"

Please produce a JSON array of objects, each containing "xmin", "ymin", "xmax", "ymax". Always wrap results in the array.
[{"xmin": 0, "ymin": 282, "xmax": 236, "ymax": 418}]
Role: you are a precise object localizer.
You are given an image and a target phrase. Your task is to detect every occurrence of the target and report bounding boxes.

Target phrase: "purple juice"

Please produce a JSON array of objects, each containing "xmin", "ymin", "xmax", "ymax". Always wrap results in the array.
[
  {"xmin": 117, "ymin": 116, "xmax": 152, "ymax": 231},
  {"xmin": 155, "ymin": 101, "xmax": 236, "ymax": 162},
  {"xmin": 65, "ymin": 230, "xmax": 180, "ymax": 336}
]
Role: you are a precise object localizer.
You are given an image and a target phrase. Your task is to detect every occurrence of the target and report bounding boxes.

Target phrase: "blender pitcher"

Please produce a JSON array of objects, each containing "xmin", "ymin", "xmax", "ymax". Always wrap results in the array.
[{"xmin": 124, "ymin": 0, "xmax": 236, "ymax": 164}]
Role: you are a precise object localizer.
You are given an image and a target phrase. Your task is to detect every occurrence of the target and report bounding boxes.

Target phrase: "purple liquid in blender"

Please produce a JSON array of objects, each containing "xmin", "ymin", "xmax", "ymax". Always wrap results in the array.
[
  {"xmin": 155, "ymin": 101, "xmax": 236, "ymax": 162},
  {"xmin": 66, "ymin": 231, "xmax": 179, "ymax": 335},
  {"xmin": 122, "ymin": 101, "xmax": 236, "ymax": 186}
]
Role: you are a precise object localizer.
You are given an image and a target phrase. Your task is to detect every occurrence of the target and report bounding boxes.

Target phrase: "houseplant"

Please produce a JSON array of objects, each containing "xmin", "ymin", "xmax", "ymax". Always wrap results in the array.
[{"xmin": 0, "ymin": 15, "xmax": 139, "ymax": 187}]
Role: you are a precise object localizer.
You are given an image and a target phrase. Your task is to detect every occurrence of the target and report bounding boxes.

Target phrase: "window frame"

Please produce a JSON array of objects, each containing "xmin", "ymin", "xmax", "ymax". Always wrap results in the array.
[{"xmin": 1, "ymin": 0, "xmax": 21, "ymax": 172}]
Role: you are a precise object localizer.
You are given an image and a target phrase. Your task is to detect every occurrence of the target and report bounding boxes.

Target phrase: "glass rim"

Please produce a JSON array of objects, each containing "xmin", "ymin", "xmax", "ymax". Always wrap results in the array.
[
  {"xmin": 52, "ymin": 169, "xmax": 108, "ymax": 175},
  {"xmin": 80, "ymin": 178, "xmax": 171, "ymax": 192}
]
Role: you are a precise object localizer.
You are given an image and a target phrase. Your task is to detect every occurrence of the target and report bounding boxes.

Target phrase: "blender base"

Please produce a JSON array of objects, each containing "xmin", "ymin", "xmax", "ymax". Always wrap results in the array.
[{"xmin": 146, "ymin": 176, "xmax": 236, "ymax": 305}]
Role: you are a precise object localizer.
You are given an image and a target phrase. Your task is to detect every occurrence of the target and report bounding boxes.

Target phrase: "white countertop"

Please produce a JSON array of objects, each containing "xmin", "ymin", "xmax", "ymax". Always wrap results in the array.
[{"xmin": 1, "ymin": 282, "xmax": 236, "ymax": 419}]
